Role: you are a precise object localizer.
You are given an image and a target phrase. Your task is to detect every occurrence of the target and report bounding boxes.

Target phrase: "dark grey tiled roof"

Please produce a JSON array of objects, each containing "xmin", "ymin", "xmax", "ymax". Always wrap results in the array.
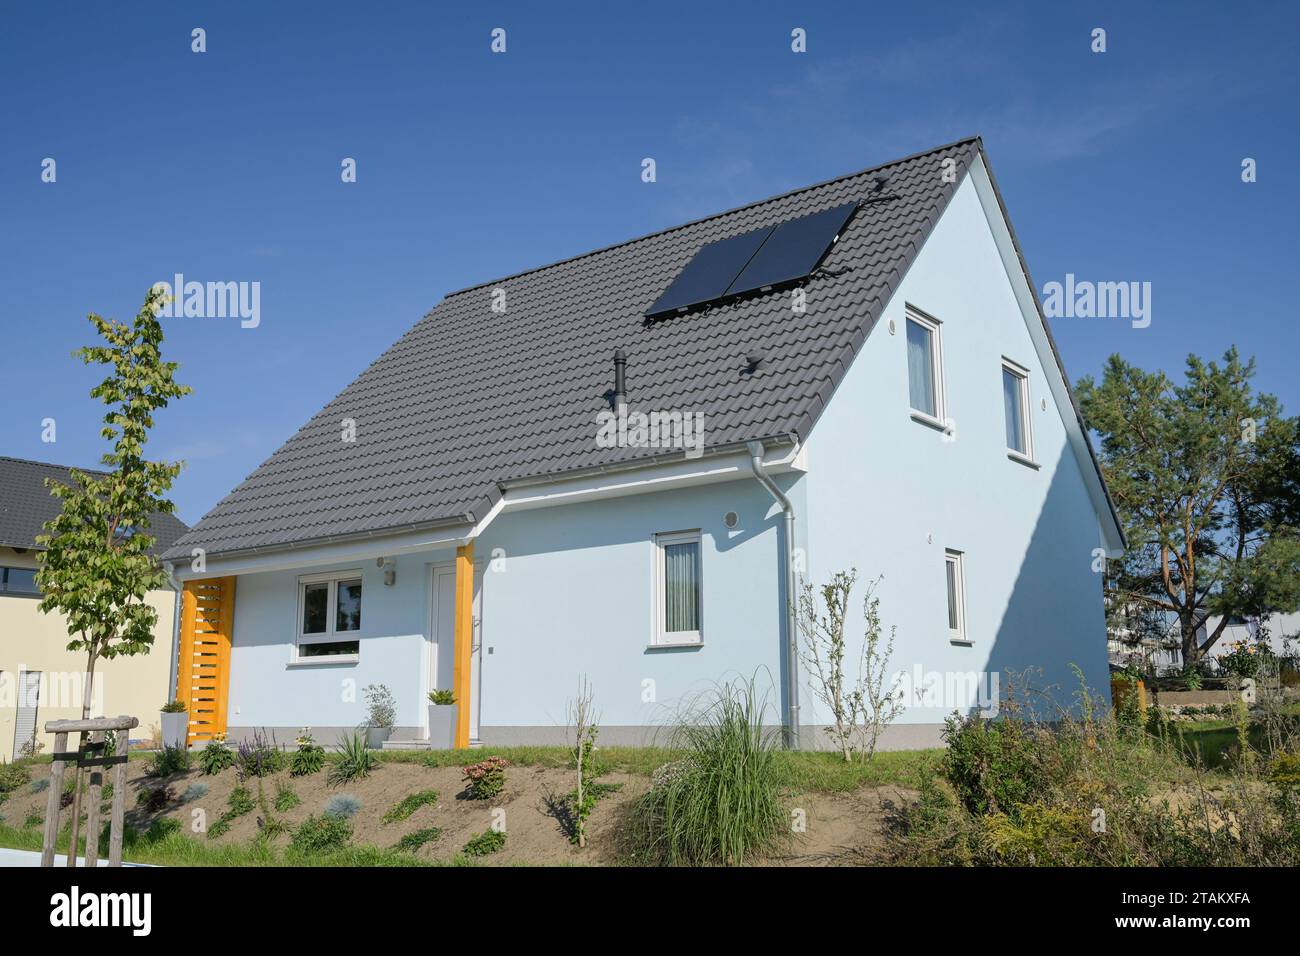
[
  {"xmin": 0, "ymin": 456, "xmax": 190, "ymax": 554},
  {"xmin": 169, "ymin": 138, "xmax": 987, "ymax": 559}
]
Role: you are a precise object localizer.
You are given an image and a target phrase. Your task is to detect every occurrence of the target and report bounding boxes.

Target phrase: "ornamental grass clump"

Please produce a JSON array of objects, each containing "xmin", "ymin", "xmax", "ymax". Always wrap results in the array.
[
  {"xmin": 625, "ymin": 677, "xmax": 787, "ymax": 866},
  {"xmin": 462, "ymin": 757, "xmax": 509, "ymax": 800}
]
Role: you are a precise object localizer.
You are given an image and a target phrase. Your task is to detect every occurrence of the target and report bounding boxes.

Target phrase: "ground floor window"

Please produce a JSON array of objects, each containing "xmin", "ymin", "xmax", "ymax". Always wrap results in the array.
[
  {"xmin": 295, "ymin": 570, "xmax": 363, "ymax": 661},
  {"xmin": 654, "ymin": 531, "xmax": 702, "ymax": 646}
]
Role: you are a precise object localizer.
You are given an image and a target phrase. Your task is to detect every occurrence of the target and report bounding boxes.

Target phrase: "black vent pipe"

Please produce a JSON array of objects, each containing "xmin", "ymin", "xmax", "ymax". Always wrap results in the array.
[{"xmin": 613, "ymin": 349, "xmax": 627, "ymax": 408}]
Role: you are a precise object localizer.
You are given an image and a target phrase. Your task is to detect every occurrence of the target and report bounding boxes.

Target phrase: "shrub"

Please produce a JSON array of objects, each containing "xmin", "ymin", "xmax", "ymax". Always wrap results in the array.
[
  {"xmin": 462, "ymin": 757, "xmax": 508, "ymax": 800},
  {"xmin": 146, "ymin": 744, "xmax": 191, "ymax": 778},
  {"xmin": 290, "ymin": 729, "xmax": 326, "ymax": 777},
  {"xmin": 236, "ymin": 729, "xmax": 283, "ymax": 778},
  {"xmin": 228, "ymin": 785, "xmax": 254, "ymax": 817},
  {"xmin": 145, "ymin": 817, "xmax": 181, "ymax": 842},
  {"xmin": 199, "ymin": 738, "xmax": 234, "ymax": 775},
  {"xmin": 941, "ymin": 712, "xmax": 1050, "ymax": 816},
  {"xmin": 363, "ymin": 683, "xmax": 397, "ymax": 728},
  {"xmin": 291, "ymin": 814, "xmax": 352, "ymax": 854},
  {"xmin": 274, "ymin": 781, "xmax": 301, "ymax": 812},
  {"xmin": 136, "ymin": 785, "xmax": 175, "ymax": 813},
  {"xmin": 625, "ymin": 678, "xmax": 786, "ymax": 866},
  {"xmin": 182, "ymin": 782, "xmax": 208, "ymax": 802},
  {"xmin": 395, "ymin": 827, "xmax": 442, "ymax": 852},
  {"xmin": 23, "ymin": 813, "xmax": 42, "ymax": 828},
  {"xmin": 427, "ymin": 689, "xmax": 455, "ymax": 705},
  {"xmin": 327, "ymin": 731, "xmax": 375, "ymax": 785},
  {"xmin": 383, "ymin": 789, "xmax": 439, "ymax": 823},
  {"xmin": 325, "ymin": 794, "xmax": 362, "ymax": 819},
  {"xmin": 462, "ymin": 829, "xmax": 506, "ymax": 857},
  {"xmin": 161, "ymin": 700, "xmax": 187, "ymax": 713},
  {"xmin": 0, "ymin": 762, "xmax": 30, "ymax": 794}
]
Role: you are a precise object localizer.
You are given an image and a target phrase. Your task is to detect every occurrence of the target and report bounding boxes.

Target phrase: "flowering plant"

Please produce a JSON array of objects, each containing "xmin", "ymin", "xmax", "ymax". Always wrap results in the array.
[{"xmin": 462, "ymin": 756, "xmax": 509, "ymax": 799}]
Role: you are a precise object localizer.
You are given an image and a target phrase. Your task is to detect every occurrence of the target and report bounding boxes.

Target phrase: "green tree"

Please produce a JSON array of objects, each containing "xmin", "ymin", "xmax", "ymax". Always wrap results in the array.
[
  {"xmin": 37, "ymin": 286, "xmax": 190, "ymax": 711},
  {"xmin": 1076, "ymin": 348, "xmax": 1300, "ymax": 667}
]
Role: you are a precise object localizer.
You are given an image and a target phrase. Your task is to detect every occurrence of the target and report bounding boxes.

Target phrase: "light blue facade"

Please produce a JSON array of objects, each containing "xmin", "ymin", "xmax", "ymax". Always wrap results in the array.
[{"xmin": 221, "ymin": 171, "xmax": 1114, "ymax": 748}]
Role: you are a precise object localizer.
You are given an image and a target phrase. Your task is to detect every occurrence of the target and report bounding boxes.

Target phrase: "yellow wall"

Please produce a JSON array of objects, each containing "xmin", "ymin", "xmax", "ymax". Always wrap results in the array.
[{"xmin": 0, "ymin": 547, "xmax": 175, "ymax": 761}]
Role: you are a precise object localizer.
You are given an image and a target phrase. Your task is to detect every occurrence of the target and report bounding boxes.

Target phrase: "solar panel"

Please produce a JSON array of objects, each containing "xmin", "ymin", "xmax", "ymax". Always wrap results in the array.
[
  {"xmin": 724, "ymin": 202, "xmax": 858, "ymax": 298},
  {"xmin": 644, "ymin": 225, "xmax": 774, "ymax": 317}
]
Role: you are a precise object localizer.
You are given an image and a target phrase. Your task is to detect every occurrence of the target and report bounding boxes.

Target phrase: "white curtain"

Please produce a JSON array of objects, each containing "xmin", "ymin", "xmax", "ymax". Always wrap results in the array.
[
  {"xmin": 907, "ymin": 320, "xmax": 934, "ymax": 416},
  {"xmin": 664, "ymin": 542, "xmax": 700, "ymax": 633}
]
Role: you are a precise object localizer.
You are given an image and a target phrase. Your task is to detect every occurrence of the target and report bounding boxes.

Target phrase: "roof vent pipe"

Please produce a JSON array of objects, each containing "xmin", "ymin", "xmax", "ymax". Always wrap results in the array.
[{"xmin": 613, "ymin": 349, "xmax": 627, "ymax": 409}]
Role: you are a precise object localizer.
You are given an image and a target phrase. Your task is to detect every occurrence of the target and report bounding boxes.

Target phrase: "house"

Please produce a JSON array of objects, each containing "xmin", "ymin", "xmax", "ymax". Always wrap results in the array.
[
  {"xmin": 0, "ymin": 456, "xmax": 189, "ymax": 760},
  {"xmin": 163, "ymin": 137, "xmax": 1125, "ymax": 751}
]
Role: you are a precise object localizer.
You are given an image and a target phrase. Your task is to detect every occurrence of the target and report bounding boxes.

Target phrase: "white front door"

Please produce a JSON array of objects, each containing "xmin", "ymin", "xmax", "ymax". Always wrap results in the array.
[{"xmin": 428, "ymin": 564, "xmax": 483, "ymax": 741}]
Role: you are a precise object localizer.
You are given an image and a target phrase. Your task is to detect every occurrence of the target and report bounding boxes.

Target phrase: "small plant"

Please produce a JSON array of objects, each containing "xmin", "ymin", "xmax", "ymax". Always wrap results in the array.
[
  {"xmin": 30, "ymin": 778, "xmax": 49, "ymax": 794},
  {"xmin": 569, "ymin": 676, "xmax": 600, "ymax": 847},
  {"xmin": 236, "ymin": 729, "xmax": 283, "ymax": 777},
  {"xmin": 290, "ymin": 728, "xmax": 326, "ymax": 777},
  {"xmin": 0, "ymin": 762, "xmax": 30, "ymax": 794},
  {"xmin": 24, "ymin": 813, "xmax": 42, "ymax": 828},
  {"xmin": 462, "ymin": 756, "xmax": 509, "ymax": 800},
  {"xmin": 462, "ymin": 828, "xmax": 506, "ymax": 856},
  {"xmin": 1181, "ymin": 666, "xmax": 1204, "ymax": 691},
  {"xmin": 146, "ymin": 744, "xmax": 191, "ymax": 777},
  {"xmin": 228, "ymin": 785, "xmax": 255, "ymax": 816},
  {"xmin": 207, "ymin": 818, "xmax": 231, "ymax": 838},
  {"xmin": 328, "ymin": 731, "xmax": 376, "ymax": 785},
  {"xmin": 363, "ymin": 683, "xmax": 397, "ymax": 728},
  {"xmin": 274, "ymin": 781, "xmax": 301, "ymax": 812},
  {"xmin": 145, "ymin": 817, "xmax": 181, "ymax": 842},
  {"xmin": 290, "ymin": 814, "xmax": 353, "ymax": 854},
  {"xmin": 427, "ymin": 689, "xmax": 456, "ymax": 705},
  {"xmin": 395, "ymin": 827, "xmax": 442, "ymax": 853},
  {"xmin": 136, "ymin": 785, "xmax": 175, "ymax": 813},
  {"xmin": 325, "ymin": 794, "xmax": 362, "ymax": 819},
  {"xmin": 161, "ymin": 700, "xmax": 187, "ymax": 713},
  {"xmin": 182, "ymin": 782, "xmax": 209, "ymax": 802},
  {"xmin": 199, "ymin": 737, "xmax": 235, "ymax": 775},
  {"xmin": 383, "ymin": 789, "xmax": 439, "ymax": 823}
]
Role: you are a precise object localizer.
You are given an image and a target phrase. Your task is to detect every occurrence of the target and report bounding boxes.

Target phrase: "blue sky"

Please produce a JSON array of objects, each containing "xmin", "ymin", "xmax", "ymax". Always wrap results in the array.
[{"xmin": 2, "ymin": 1, "xmax": 1296, "ymax": 525}]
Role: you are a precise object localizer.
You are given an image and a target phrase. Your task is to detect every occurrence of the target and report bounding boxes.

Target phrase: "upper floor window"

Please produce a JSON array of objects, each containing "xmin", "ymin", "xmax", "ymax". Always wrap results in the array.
[
  {"xmin": 295, "ymin": 570, "xmax": 362, "ymax": 661},
  {"xmin": 654, "ymin": 531, "xmax": 702, "ymax": 646},
  {"xmin": 906, "ymin": 307, "xmax": 946, "ymax": 425},
  {"xmin": 1001, "ymin": 358, "xmax": 1034, "ymax": 462},
  {"xmin": 1, "ymin": 566, "xmax": 39, "ymax": 595}
]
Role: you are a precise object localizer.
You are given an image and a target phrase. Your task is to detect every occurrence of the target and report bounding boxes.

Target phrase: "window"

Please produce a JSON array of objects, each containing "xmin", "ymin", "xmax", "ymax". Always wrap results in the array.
[
  {"xmin": 654, "ymin": 531, "xmax": 702, "ymax": 646},
  {"xmin": 905, "ymin": 307, "xmax": 945, "ymax": 425},
  {"xmin": 295, "ymin": 571, "xmax": 363, "ymax": 661},
  {"xmin": 1001, "ymin": 359, "xmax": 1034, "ymax": 461},
  {"xmin": 945, "ymin": 549, "xmax": 968, "ymax": 643},
  {"xmin": 1, "ymin": 566, "xmax": 39, "ymax": 595}
]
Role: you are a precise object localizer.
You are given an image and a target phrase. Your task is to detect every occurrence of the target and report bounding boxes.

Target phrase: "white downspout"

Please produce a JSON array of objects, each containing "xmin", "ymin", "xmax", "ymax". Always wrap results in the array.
[
  {"xmin": 747, "ymin": 440, "xmax": 800, "ymax": 749},
  {"xmin": 164, "ymin": 561, "xmax": 183, "ymax": 702}
]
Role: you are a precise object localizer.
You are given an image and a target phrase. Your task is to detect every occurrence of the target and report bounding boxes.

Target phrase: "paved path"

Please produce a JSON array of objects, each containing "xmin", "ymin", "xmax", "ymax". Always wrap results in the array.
[{"xmin": 0, "ymin": 847, "xmax": 154, "ymax": 867}]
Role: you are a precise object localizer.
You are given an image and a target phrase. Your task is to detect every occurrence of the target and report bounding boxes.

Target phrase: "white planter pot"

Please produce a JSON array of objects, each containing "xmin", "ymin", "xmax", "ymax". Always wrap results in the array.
[
  {"xmin": 366, "ymin": 727, "xmax": 392, "ymax": 750},
  {"xmin": 427, "ymin": 705, "xmax": 458, "ymax": 750},
  {"xmin": 160, "ymin": 711, "xmax": 188, "ymax": 750}
]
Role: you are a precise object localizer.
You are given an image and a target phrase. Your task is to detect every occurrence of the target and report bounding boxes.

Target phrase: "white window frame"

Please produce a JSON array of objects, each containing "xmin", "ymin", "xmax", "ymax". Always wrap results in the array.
[
  {"xmin": 291, "ymin": 569, "xmax": 363, "ymax": 664},
  {"xmin": 652, "ymin": 530, "xmax": 703, "ymax": 648},
  {"xmin": 1001, "ymin": 357, "xmax": 1036, "ymax": 465},
  {"xmin": 905, "ymin": 305, "xmax": 948, "ymax": 431},
  {"xmin": 945, "ymin": 549, "xmax": 970, "ymax": 645}
]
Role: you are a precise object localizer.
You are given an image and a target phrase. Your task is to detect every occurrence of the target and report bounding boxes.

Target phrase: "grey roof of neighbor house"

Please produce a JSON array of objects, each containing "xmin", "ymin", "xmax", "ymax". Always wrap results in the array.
[
  {"xmin": 166, "ymin": 136, "xmax": 1113, "ymax": 561},
  {"xmin": 0, "ymin": 456, "xmax": 190, "ymax": 554}
]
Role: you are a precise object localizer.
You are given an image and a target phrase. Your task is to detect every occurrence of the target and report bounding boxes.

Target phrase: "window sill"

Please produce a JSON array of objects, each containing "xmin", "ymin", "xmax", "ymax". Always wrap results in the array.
[
  {"xmin": 647, "ymin": 641, "xmax": 704, "ymax": 650},
  {"xmin": 949, "ymin": 638, "xmax": 974, "ymax": 647},
  {"xmin": 910, "ymin": 410, "xmax": 950, "ymax": 433},
  {"xmin": 288, "ymin": 655, "xmax": 359, "ymax": 667},
  {"xmin": 1006, "ymin": 450, "xmax": 1040, "ymax": 469}
]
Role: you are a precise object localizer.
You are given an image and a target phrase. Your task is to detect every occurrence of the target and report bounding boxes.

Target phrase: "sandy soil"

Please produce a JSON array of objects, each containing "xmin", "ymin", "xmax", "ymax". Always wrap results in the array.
[{"xmin": 2, "ymin": 758, "xmax": 913, "ymax": 866}]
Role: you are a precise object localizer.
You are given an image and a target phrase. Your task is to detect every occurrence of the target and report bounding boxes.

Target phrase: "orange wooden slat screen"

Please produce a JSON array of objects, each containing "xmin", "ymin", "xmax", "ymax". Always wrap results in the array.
[{"xmin": 176, "ymin": 577, "xmax": 236, "ymax": 746}]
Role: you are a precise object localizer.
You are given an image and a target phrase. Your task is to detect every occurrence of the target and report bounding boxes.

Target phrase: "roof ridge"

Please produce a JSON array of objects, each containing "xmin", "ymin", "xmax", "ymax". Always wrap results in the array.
[{"xmin": 440, "ymin": 135, "xmax": 982, "ymax": 301}]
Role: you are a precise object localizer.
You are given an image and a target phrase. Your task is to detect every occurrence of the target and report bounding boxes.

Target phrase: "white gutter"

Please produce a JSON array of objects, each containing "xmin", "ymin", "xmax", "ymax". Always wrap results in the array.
[{"xmin": 746, "ymin": 440, "xmax": 801, "ymax": 749}]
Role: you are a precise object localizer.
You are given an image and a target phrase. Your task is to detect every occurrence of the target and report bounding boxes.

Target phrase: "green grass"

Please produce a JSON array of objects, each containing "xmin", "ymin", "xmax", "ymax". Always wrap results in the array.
[
  {"xmin": 383, "ymin": 788, "xmax": 439, "ymax": 823},
  {"xmin": 1170, "ymin": 701, "xmax": 1300, "ymax": 770}
]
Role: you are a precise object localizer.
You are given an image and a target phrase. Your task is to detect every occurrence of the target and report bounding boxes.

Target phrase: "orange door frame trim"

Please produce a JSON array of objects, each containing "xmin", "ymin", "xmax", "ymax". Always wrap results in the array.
[{"xmin": 452, "ymin": 542, "xmax": 474, "ymax": 749}]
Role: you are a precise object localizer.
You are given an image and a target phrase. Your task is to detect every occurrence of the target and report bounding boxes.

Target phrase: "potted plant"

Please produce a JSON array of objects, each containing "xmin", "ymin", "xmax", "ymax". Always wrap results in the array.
[
  {"xmin": 427, "ymin": 689, "xmax": 457, "ymax": 750},
  {"xmin": 362, "ymin": 684, "xmax": 397, "ymax": 749},
  {"xmin": 160, "ymin": 700, "xmax": 188, "ymax": 749}
]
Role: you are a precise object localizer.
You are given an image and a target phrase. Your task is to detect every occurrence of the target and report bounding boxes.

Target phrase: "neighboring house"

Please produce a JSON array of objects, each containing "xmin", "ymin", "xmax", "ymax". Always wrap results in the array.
[
  {"xmin": 164, "ymin": 137, "xmax": 1125, "ymax": 751},
  {"xmin": 0, "ymin": 457, "xmax": 189, "ymax": 760}
]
